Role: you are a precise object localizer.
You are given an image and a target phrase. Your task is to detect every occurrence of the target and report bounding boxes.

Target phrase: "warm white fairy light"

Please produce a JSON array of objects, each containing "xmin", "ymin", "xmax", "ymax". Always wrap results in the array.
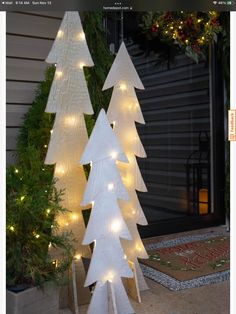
[
  {"xmin": 113, "ymin": 121, "xmax": 116, "ymax": 127},
  {"xmin": 132, "ymin": 210, "xmax": 136, "ymax": 215},
  {"xmin": 110, "ymin": 219, "xmax": 121, "ymax": 233},
  {"xmin": 79, "ymin": 62, "xmax": 85, "ymax": 69},
  {"xmin": 46, "ymin": 209, "xmax": 51, "ymax": 214},
  {"xmin": 44, "ymin": 144, "xmax": 47, "ymax": 148},
  {"xmin": 50, "ymin": 129, "xmax": 53, "ymax": 134},
  {"xmin": 9, "ymin": 226, "xmax": 15, "ymax": 232},
  {"xmin": 56, "ymin": 71, "xmax": 63, "ymax": 79},
  {"xmin": 57, "ymin": 30, "xmax": 64, "ymax": 38},
  {"xmin": 124, "ymin": 254, "xmax": 127, "ymax": 259},
  {"xmin": 110, "ymin": 151, "xmax": 118, "ymax": 159},
  {"xmin": 119, "ymin": 83, "xmax": 127, "ymax": 91},
  {"xmin": 35, "ymin": 234, "xmax": 40, "ymax": 239},
  {"xmin": 108, "ymin": 183, "xmax": 114, "ymax": 191},
  {"xmin": 78, "ymin": 31, "xmax": 85, "ymax": 41},
  {"xmin": 55, "ymin": 165, "xmax": 65, "ymax": 176},
  {"xmin": 64, "ymin": 115, "xmax": 77, "ymax": 126},
  {"xmin": 15, "ymin": 168, "xmax": 19, "ymax": 174},
  {"xmin": 104, "ymin": 271, "xmax": 114, "ymax": 283},
  {"xmin": 71, "ymin": 213, "xmax": 79, "ymax": 221},
  {"xmin": 75, "ymin": 253, "xmax": 82, "ymax": 260},
  {"xmin": 20, "ymin": 195, "xmax": 25, "ymax": 202},
  {"xmin": 48, "ymin": 242, "xmax": 52, "ymax": 249}
]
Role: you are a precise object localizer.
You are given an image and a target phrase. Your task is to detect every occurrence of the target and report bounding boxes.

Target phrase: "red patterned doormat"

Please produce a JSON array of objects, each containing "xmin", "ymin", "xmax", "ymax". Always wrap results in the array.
[{"xmin": 141, "ymin": 235, "xmax": 230, "ymax": 282}]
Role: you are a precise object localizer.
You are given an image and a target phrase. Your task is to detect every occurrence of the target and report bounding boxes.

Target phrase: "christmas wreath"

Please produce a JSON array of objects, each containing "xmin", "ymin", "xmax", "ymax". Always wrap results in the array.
[{"xmin": 140, "ymin": 11, "xmax": 222, "ymax": 62}]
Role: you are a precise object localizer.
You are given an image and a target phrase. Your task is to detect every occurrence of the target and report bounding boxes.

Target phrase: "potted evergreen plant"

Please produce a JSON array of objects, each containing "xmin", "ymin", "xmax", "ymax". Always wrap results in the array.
[{"xmin": 6, "ymin": 146, "xmax": 75, "ymax": 314}]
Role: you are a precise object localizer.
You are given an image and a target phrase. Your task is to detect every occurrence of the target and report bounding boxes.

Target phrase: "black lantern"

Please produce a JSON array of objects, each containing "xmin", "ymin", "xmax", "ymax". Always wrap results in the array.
[{"xmin": 186, "ymin": 132, "xmax": 210, "ymax": 215}]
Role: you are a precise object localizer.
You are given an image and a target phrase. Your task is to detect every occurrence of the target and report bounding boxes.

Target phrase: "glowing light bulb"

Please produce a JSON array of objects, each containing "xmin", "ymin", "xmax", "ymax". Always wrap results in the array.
[
  {"xmin": 110, "ymin": 151, "xmax": 118, "ymax": 159},
  {"xmin": 110, "ymin": 220, "xmax": 121, "ymax": 233},
  {"xmin": 55, "ymin": 166, "xmax": 65, "ymax": 176},
  {"xmin": 35, "ymin": 234, "xmax": 40, "ymax": 239},
  {"xmin": 119, "ymin": 83, "xmax": 127, "ymax": 91},
  {"xmin": 108, "ymin": 183, "xmax": 114, "ymax": 191},
  {"xmin": 75, "ymin": 254, "xmax": 82, "ymax": 260},
  {"xmin": 20, "ymin": 196, "xmax": 25, "ymax": 201},
  {"xmin": 46, "ymin": 209, "xmax": 51, "ymax": 214},
  {"xmin": 9, "ymin": 226, "xmax": 15, "ymax": 232},
  {"xmin": 56, "ymin": 71, "xmax": 63, "ymax": 79},
  {"xmin": 79, "ymin": 62, "xmax": 85, "ymax": 69},
  {"xmin": 44, "ymin": 144, "xmax": 47, "ymax": 148},
  {"xmin": 132, "ymin": 210, "xmax": 136, "ymax": 215},
  {"xmin": 64, "ymin": 116, "xmax": 77, "ymax": 126},
  {"xmin": 57, "ymin": 30, "xmax": 64, "ymax": 38},
  {"xmin": 124, "ymin": 254, "xmax": 127, "ymax": 260},
  {"xmin": 15, "ymin": 168, "xmax": 19, "ymax": 173},
  {"xmin": 104, "ymin": 271, "xmax": 114, "ymax": 283},
  {"xmin": 78, "ymin": 31, "xmax": 85, "ymax": 40},
  {"xmin": 71, "ymin": 214, "xmax": 78, "ymax": 221},
  {"xmin": 50, "ymin": 129, "xmax": 53, "ymax": 134},
  {"xmin": 136, "ymin": 245, "xmax": 142, "ymax": 252}
]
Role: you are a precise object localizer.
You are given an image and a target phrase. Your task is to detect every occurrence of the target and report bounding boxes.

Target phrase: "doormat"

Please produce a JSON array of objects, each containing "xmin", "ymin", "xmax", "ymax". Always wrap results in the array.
[{"xmin": 140, "ymin": 233, "xmax": 230, "ymax": 291}]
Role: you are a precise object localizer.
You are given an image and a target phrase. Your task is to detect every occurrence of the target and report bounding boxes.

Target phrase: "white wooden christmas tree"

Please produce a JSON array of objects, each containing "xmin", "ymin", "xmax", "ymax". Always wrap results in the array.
[
  {"xmin": 103, "ymin": 42, "xmax": 149, "ymax": 292},
  {"xmin": 44, "ymin": 11, "xmax": 93, "ymax": 301},
  {"xmin": 80, "ymin": 109, "xmax": 135, "ymax": 314}
]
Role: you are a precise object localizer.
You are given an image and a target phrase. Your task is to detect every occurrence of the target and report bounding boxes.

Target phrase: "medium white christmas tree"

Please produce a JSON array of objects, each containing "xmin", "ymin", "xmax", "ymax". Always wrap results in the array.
[
  {"xmin": 103, "ymin": 42, "xmax": 149, "ymax": 292},
  {"xmin": 45, "ymin": 11, "xmax": 94, "ymax": 263},
  {"xmin": 80, "ymin": 109, "xmax": 135, "ymax": 314}
]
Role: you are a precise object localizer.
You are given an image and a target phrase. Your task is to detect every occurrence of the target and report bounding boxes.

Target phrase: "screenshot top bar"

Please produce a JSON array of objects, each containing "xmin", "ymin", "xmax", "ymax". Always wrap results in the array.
[{"xmin": 0, "ymin": 0, "xmax": 236, "ymax": 11}]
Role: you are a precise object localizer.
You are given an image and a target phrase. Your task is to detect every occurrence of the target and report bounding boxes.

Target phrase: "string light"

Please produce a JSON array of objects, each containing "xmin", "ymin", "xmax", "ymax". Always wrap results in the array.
[
  {"xmin": 20, "ymin": 196, "xmax": 25, "ymax": 202},
  {"xmin": 64, "ymin": 116, "xmax": 77, "ymax": 126},
  {"xmin": 110, "ymin": 220, "xmax": 121, "ymax": 233},
  {"xmin": 104, "ymin": 271, "xmax": 114, "ymax": 283},
  {"xmin": 48, "ymin": 242, "xmax": 52, "ymax": 249},
  {"xmin": 75, "ymin": 254, "xmax": 82, "ymax": 260},
  {"xmin": 71, "ymin": 213, "xmax": 78, "ymax": 221},
  {"xmin": 55, "ymin": 165, "xmax": 65, "ymax": 176},
  {"xmin": 132, "ymin": 210, "xmax": 136, "ymax": 215},
  {"xmin": 110, "ymin": 151, "xmax": 118, "ymax": 159},
  {"xmin": 46, "ymin": 209, "xmax": 51, "ymax": 214},
  {"xmin": 50, "ymin": 129, "xmax": 53, "ymax": 134},
  {"xmin": 15, "ymin": 168, "xmax": 19, "ymax": 174},
  {"xmin": 44, "ymin": 144, "xmax": 47, "ymax": 148},
  {"xmin": 57, "ymin": 30, "xmax": 64, "ymax": 38},
  {"xmin": 78, "ymin": 31, "xmax": 85, "ymax": 41},
  {"xmin": 56, "ymin": 71, "xmax": 63, "ymax": 79},
  {"xmin": 119, "ymin": 83, "xmax": 127, "ymax": 91},
  {"xmin": 9, "ymin": 226, "xmax": 15, "ymax": 232},
  {"xmin": 108, "ymin": 183, "xmax": 114, "ymax": 191},
  {"xmin": 79, "ymin": 62, "xmax": 85, "ymax": 69}
]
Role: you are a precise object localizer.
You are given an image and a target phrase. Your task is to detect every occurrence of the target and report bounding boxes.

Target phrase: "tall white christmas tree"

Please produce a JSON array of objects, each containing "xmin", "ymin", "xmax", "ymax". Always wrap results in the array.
[
  {"xmin": 80, "ymin": 109, "xmax": 135, "ymax": 314},
  {"xmin": 103, "ymin": 42, "xmax": 149, "ymax": 292},
  {"xmin": 45, "ymin": 11, "xmax": 93, "ymax": 280}
]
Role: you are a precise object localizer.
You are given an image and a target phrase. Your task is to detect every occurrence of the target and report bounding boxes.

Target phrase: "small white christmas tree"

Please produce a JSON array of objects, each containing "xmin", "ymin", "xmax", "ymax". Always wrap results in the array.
[
  {"xmin": 80, "ymin": 109, "xmax": 135, "ymax": 314},
  {"xmin": 103, "ymin": 42, "xmax": 149, "ymax": 292},
  {"xmin": 45, "ymin": 11, "xmax": 93, "ymax": 264}
]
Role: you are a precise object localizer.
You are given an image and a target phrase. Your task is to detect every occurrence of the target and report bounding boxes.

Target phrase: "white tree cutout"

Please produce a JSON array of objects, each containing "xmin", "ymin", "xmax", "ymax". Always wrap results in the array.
[
  {"xmin": 103, "ymin": 42, "xmax": 149, "ymax": 292},
  {"xmin": 45, "ymin": 11, "xmax": 94, "ymax": 261},
  {"xmin": 81, "ymin": 109, "xmax": 135, "ymax": 314}
]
